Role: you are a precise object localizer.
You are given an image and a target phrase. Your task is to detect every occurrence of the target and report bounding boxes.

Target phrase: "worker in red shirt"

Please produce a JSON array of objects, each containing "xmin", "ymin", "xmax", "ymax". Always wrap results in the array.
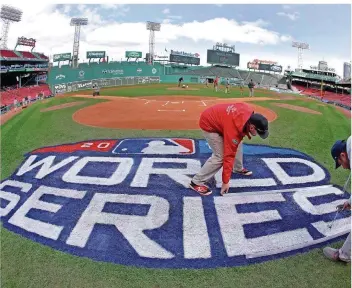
[
  {"xmin": 190, "ymin": 102, "xmax": 269, "ymax": 196},
  {"xmin": 214, "ymin": 76, "xmax": 219, "ymax": 92}
]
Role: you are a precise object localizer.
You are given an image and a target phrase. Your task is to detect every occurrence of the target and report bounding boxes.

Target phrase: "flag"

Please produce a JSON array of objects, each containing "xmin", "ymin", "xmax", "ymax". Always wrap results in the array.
[{"xmin": 165, "ymin": 48, "xmax": 168, "ymax": 52}]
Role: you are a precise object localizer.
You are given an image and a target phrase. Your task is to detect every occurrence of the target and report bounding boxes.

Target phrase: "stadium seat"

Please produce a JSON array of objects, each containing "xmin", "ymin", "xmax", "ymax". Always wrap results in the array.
[
  {"xmin": 0, "ymin": 50, "xmax": 21, "ymax": 59},
  {"xmin": 19, "ymin": 51, "xmax": 38, "ymax": 59},
  {"xmin": 293, "ymin": 84, "xmax": 351, "ymax": 107},
  {"xmin": 0, "ymin": 84, "xmax": 52, "ymax": 106}
]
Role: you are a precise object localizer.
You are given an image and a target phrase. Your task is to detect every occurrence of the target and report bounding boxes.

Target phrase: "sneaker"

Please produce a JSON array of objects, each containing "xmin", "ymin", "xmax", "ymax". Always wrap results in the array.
[
  {"xmin": 189, "ymin": 181, "xmax": 212, "ymax": 196},
  {"xmin": 323, "ymin": 247, "xmax": 350, "ymax": 263},
  {"xmin": 234, "ymin": 168, "xmax": 253, "ymax": 176}
]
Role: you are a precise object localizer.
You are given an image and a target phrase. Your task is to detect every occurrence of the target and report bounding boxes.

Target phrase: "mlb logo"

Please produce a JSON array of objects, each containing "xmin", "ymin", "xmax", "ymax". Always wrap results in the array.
[{"xmin": 112, "ymin": 138, "xmax": 195, "ymax": 155}]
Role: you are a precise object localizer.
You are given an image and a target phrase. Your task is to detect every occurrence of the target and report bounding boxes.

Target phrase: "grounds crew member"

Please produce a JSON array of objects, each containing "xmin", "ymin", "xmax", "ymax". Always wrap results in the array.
[
  {"xmin": 190, "ymin": 102, "xmax": 269, "ymax": 196},
  {"xmin": 214, "ymin": 76, "xmax": 219, "ymax": 92},
  {"xmin": 323, "ymin": 136, "xmax": 351, "ymax": 263},
  {"xmin": 248, "ymin": 79, "xmax": 255, "ymax": 97},
  {"xmin": 239, "ymin": 82, "xmax": 244, "ymax": 96},
  {"xmin": 178, "ymin": 77, "xmax": 184, "ymax": 87},
  {"xmin": 225, "ymin": 78, "xmax": 230, "ymax": 94}
]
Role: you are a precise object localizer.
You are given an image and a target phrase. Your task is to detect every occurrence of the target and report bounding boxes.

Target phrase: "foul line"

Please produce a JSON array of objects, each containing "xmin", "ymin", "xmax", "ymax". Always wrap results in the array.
[
  {"xmin": 144, "ymin": 100, "xmax": 156, "ymax": 105},
  {"xmin": 162, "ymin": 101, "xmax": 170, "ymax": 106}
]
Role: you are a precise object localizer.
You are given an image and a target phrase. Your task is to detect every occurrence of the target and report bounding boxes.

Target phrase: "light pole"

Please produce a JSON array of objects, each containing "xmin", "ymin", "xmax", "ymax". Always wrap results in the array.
[
  {"xmin": 292, "ymin": 41, "xmax": 309, "ymax": 70},
  {"xmin": 70, "ymin": 17, "xmax": 88, "ymax": 69},
  {"xmin": 0, "ymin": 5, "xmax": 22, "ymax": 49},
  {"xmin": 146, "ymin": 21, "xmax": 161, "ymax": 65}
]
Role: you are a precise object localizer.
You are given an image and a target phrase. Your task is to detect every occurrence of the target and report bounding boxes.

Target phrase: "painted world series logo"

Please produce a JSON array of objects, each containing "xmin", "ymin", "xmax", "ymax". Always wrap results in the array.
[{"xmin": 0, "ymin": 138, "xmax": 350, "ymax": 269}]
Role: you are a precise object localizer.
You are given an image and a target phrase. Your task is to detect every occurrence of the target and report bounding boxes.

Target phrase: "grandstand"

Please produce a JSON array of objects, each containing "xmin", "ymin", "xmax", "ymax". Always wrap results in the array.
[
  {"xmin": 0, "ymin": 49, "xmax": 49, "ymax": 60},
  {"xmin": 169, "ymin": 65, "xmax": 283, "ymax": 87},
  {"xmin": 293, "ymin": 83, "xmax": 351, "ymax": 108},
  {"xmin": 287, "ymin": 64, "xmax": 351, "ymax": 108},
  {"xmin": 0, "ymin": 46, "xmax": 52, "ymax": 113},
  {"xmin": 1, "ymin": 85, "xmax": 52, "ymax": 105}
]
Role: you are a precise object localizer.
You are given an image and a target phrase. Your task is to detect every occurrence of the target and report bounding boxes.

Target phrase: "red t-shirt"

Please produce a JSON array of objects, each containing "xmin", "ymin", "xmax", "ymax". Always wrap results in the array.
[{"xmin": 199, "ymin": 102, "xmax": 253, "ymax": 184}]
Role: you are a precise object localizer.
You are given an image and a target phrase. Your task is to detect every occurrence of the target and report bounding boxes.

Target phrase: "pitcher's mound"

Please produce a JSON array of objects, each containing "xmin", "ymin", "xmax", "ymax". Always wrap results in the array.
[{"xmin": 167, "ymin": 87, "xmax": 199, "ymax": 91}]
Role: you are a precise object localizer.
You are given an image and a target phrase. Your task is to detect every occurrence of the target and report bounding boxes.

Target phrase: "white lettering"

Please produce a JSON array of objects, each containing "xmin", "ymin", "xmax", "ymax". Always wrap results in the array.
[
  {"xmin": 81, "ymin": 143, "xmax": 93, "ymax": 148},
  {"xmin": 215, "ymin": 167, "xmax": 276, "ymax": 188},
  {"xmin": 262, "ymin": 158, "xmax": 326, "ymax": 185},
  {"xmin": 62, "ymin": 157, "xmax": 133, "ymax": 185},
  {"xmin": 293, "ymin": 186, "xmax": 344, "ymax": 215},
  {"xmin": 214, "ymin": 193, "xmax": 313, "ymax": 258},
  {"xmin": 16, "ymin": 155, "xmax": 78, "ymax": 179},
  {"xmin": 131, "ymin": 158, "xmax": 201, "ymax": 188},
  {"xmin": 0, "ymin": 180, "xmax": 32, "ymax": 217},
  {"xmin": 183, "ymin": 197, "xmax": 211, "ymax": 259},
  {"xmin": 66, "ymin": 193, "xmax": 174, "ymax": 259},
  {"xmin": 8, "ymin": 186, "xmax": 86, "ymax": 240},
  {"xmin": 97, "ymin": 143, "xmax": 110, "ymax": 149},
  {"xmin": 312, "ymin": 217, "xmax": 351, "ymax": 237}
]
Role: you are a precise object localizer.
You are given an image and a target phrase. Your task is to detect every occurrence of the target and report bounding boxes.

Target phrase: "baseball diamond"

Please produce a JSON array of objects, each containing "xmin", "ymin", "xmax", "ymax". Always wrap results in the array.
[{"xmin": 0, "ymin": 3, "xmax": 351, "ymax": 288}]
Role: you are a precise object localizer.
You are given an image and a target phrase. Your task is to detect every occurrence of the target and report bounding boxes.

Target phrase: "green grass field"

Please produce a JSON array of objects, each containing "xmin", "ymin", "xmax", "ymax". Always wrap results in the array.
[{"xmin": 1, "ymin": 84, "xmax": 351, "ymax": 288}]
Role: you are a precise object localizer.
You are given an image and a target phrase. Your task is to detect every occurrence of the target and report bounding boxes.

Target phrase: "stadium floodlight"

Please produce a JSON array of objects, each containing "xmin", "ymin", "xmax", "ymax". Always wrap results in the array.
[
  {"xmin": 292, "ymin": 42, "xmax": 310, "ymax": 50},
  {"xmin": 146, "ymin": 21, "xmax": 161, "ymax": 65},
  {"xmin": 146, "ymin": 21, "xmax": 161, "ymax": 31},
  {"xmin": 70, "ymin": 17, "xmax": 88, "ymax": 26},
  {"xmin": 0, "ymin": 5, "xmax": 23, "ymax": 49},
  {"xmin": 70, "ymin": 17, "xmax": 88, "ymax": 69},
  {"xmin": 292, "ymin": 41, "xmax": 310, "ymax": 70}
]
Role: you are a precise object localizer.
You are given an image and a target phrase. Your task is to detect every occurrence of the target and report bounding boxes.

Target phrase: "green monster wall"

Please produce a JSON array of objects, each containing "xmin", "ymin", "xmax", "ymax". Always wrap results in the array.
[{"xmin": 48, "ymin": 62, "xmax": 201, "ymax": 94}]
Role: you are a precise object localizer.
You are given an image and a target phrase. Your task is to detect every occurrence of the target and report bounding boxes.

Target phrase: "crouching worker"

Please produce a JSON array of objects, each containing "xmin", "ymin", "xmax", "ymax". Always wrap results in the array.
[
  {"xmin": 323, "ymin": 136, "xmax": 351, "ymax": 263},
  {"xmin": 190, "ymin": 102, "xmax": 269, "ymax": 196}
]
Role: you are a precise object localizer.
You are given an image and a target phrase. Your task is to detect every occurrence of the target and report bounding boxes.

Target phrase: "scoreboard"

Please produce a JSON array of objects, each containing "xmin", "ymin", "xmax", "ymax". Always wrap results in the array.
[
  {"xmin": 169, "ymin": 54, "xmax": 200, "ymax": 65},
  {"xmin": 207, "ymin": 50, "xmax": 240, "ymax": 66}
]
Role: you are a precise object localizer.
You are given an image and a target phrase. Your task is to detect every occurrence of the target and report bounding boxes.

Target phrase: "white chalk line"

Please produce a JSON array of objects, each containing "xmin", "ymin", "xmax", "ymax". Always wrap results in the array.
[{"xmin": 144, "ymin": 100, "xmax": 156, "ymax": 105}]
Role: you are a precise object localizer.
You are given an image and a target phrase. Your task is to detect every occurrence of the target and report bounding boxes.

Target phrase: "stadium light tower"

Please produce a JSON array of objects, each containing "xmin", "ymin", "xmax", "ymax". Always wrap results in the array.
[
  {"xmin": 146, "ymin": 21, "xmax": 161, "ymax": 65},
  {"xmin": 0, "ymin": 5, "xmax": 22, "ymax": 49},
  {"xmin": 70, "ymin": 17, "xmax": 88, "ymax": 69},
  {"xmin": 292, "ymin": 41, "xmax": 309, "ymax": 70}
]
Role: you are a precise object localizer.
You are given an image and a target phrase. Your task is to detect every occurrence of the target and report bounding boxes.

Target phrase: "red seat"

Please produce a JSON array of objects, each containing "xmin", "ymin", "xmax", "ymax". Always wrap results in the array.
[
  {"xmin": 0, "ymin": 50, "xmax": 20, "ymax": 58},
  {"xmin": 0, "ymin": 84, "xmax": 53, "ymax": 106},
  {"xmin": 293, "ymin": 84, "xmax": 351, "ymax": 107},
  {"xmin": 20, "ymin": 51, "xmax": 37, "ymax": 59}
]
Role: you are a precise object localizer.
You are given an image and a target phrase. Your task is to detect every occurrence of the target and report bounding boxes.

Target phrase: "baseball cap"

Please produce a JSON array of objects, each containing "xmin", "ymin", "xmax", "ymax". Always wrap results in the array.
[
  {"xmin": 331, "ymin": 139, "xmax": 347, "ymax": 169},
  {"xmin": 249, "ymin": 113, "xmax": 269, "ymax": 139}
]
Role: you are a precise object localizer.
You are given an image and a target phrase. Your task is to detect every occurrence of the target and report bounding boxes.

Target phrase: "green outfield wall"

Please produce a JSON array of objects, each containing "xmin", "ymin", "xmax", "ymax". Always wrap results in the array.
[{"xmin": 48, "ymin": 62, "xmax": 201, "ymax": 94}]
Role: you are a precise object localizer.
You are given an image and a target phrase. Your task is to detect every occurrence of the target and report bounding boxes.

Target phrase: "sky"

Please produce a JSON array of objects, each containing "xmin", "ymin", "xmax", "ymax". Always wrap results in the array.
[{"xmin": 1, "ymin": 3, "xmax": 351, "ymax": 76}]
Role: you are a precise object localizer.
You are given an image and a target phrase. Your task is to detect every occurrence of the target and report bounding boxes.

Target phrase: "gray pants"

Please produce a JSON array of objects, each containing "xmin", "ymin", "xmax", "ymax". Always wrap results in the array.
[
  {"xmin": 192, "ymin": 131, "xmax": 243, "ymax": 185},
  {"xmin": 249, "ymin": 88, "xmax": 254, "ymax": 97},
  {"xmin": 339, "ymin": 232, "xmax": 351, "ymax": 261}
]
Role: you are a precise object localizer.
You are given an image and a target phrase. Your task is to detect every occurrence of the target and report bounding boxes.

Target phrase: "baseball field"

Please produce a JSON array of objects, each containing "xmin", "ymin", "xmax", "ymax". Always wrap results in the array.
[{"xmin": 1, "ymin": 84, "xmax": 351, "ymax": 288}]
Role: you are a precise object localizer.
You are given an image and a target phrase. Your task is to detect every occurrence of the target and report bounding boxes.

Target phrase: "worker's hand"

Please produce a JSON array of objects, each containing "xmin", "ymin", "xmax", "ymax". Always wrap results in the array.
[
  {"xmin": 336, "ymin": 201, "xmax": 351, "ymax": 211},
  {"xmin": 342, "ymin": 201, "xmax": 351, "ymax": 210},
  {"xmin": 220, "ymin": 183, "xmax": 230, "ymax": 196}
]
